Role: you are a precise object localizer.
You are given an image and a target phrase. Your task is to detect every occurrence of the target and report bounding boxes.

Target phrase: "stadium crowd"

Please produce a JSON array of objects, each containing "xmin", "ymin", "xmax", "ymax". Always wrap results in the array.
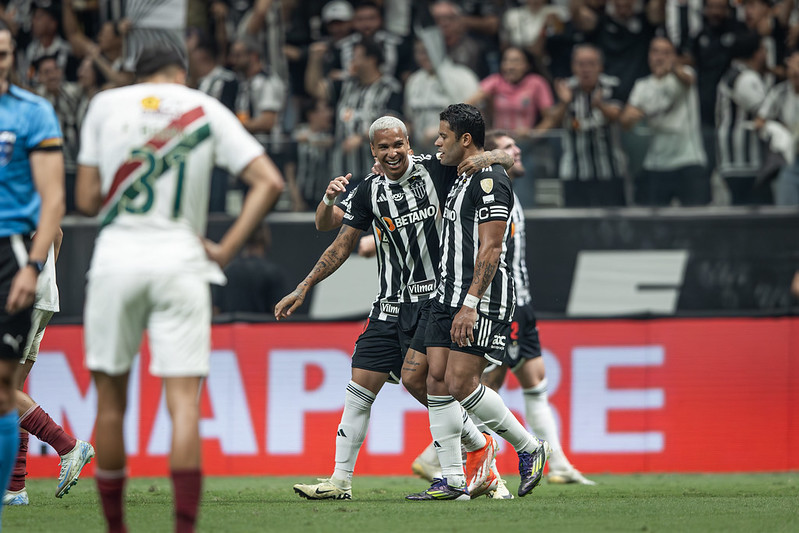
[{"xmin": 3, "ymin": 0, "xmax": 799, "ymax": 210}]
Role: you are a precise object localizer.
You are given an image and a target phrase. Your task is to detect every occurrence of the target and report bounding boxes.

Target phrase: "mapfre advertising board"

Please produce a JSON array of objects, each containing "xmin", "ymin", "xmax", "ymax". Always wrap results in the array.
[{"xmin": 24, "ymin": 318, "xmax": 799, "ymax": 478}]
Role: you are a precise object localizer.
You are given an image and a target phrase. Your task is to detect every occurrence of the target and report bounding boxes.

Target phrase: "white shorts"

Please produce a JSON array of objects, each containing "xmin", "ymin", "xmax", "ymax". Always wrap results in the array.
[
  {"xmin": 84, "ymin": 271, "xmax": 211, "ymax": 377},
  {"xmin": 20, "ymin": 309, "xmax": 54, "ymax": 364}
]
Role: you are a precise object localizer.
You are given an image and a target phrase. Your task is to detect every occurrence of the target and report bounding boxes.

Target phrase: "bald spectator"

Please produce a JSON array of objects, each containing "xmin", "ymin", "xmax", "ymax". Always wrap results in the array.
[
  {"xmin": 540, "ymin": 44, "xmax": 627, "ymax": 207},
  {"xmin": 621, "ymin": 37, "xmax": 708, "ymax": 206},
  {"xmin": 430, "ymin": 0, "xmax": 489, "ymax": 79}
]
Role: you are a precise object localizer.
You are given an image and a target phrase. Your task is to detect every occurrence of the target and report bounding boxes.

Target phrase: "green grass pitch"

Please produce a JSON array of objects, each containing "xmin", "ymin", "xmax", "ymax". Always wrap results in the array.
[{"xmin": 4, "ymin": 473, "xmax": 798, "ymax": 532}]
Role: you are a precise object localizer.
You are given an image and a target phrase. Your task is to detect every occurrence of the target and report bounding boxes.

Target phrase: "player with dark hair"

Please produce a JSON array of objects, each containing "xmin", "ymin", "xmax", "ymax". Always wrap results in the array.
[
  {"xmin": 280, "ymin": 115, "xmax": 513, "ymax": 500},
  {"xmin": 407, "ymin": 104, "xmax": 549, "ymax": 501},
  {"xmin": 76, "ymin": 45, "xmax": 284, "ymax": 532}
]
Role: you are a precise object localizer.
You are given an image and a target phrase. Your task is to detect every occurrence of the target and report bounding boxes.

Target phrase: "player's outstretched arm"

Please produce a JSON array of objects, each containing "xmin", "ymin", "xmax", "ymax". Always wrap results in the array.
[
  {"xmin": 315, "ymin": 173, "xmax": 351, "ymax": 231},
  {"xmin": 274, "ymin": 224, "xmax": 361, "ymax": 320},
  {"xmin": 206, "ymin": 154, "xmax": 284, "ymax": 268},
  {"xmin": 450, "ymin": 220, "xmax": 506, "ymax": 348},
  {"xmin": 456, "ymin": 149, "xmax": 514, "ymax": 176}
]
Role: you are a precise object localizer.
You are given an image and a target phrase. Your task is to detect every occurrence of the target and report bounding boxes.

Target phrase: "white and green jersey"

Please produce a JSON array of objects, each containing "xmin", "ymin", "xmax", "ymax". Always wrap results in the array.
[{"xmin": 78, "ymin": 82, "xmax": 263, "ymax": 277}]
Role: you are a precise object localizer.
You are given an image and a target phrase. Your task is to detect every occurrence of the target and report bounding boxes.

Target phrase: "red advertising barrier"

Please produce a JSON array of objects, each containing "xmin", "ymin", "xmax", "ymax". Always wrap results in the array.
[{"xmin": 24, "ymin": 317, "xmax": 799, "ymax": 478}]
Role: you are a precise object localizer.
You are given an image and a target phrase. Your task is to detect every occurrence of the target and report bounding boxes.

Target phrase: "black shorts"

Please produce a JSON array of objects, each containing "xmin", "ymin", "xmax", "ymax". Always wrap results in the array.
[
  {"xmin": 408, "ymin": 299, "xmax": 433, "ymax": 354},
  {"xmin": 0, "ymin": 236, "xmax": 33, "ymax": 361},
  {"xmin": 352, "ymin": 301, "xmax": 427, "ymax": 383},
  {"xmin": 505, "ymin": 301, "xmax": 541, "ymax": 369},
  {"xmin": 424, "ymin": 299, "xmax": 509, "ymax": 365}
]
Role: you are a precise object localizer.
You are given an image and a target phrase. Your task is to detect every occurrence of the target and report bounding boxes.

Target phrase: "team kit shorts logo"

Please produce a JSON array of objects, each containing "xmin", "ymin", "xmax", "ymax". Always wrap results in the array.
[
  {"xmin": 0, "ymin": 131, "xmax": 16, "ymax": 166},
  {"xmin": 381, "ymin": 205, "xmax": 436, "ymax": 231},
  {"xmin": 379, "ymin": 301, "xmax": 400, "ymax": 316},
  {"xmin": 490, "ymin": 334, "xmax": 507, "ymax": 349}
]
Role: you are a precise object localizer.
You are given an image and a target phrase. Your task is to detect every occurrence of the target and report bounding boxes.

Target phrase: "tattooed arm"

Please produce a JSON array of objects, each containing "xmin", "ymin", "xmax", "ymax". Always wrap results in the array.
[
  {"xmin": 274, "ymin": 225, "xmax": 361, "ymax": 319},
  {"xmin": 450, "ymin": 219, "xmax": 507, "ymax": 347},
  {"xmin": 456, "ymin": 149, "xmax": 514, "ymax": 176}
]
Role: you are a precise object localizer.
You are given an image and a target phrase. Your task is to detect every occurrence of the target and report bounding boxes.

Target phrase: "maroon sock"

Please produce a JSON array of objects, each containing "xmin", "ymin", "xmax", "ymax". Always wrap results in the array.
[
  {"xmin": 19, "ymin": 406, "xmax": 77, "ymax": 456},
  {"xmin": 171, "ymin": 469, "xmax": 202, "ymax": 533},
  {"xmin": 96, "ymin": 471, "xmax": 127, "ymax": 533},
  {"xmin": 7, "ymin": 431, "xmax": 27, "ymax": 492}
]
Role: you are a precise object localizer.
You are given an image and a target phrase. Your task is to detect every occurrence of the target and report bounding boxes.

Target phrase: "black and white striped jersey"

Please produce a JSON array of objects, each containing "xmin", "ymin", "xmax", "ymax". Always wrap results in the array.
[
  {"xmin": 436, "ymin": 164, "xmax": 516, "ymax": 322},
  {"xmin": 506, "ymin": 192, "xmax": 531, "ymax": 306},
  {"xmin": 559, "ymin": 75, "xmax": 627, "ymax": 181},
  {"xmin": 716, "ymin": 62, "xmax": 766, "ymax": 178},
  {"xmin": 338, "ymin": 154, "xmax": 456, "ymax": 321}
]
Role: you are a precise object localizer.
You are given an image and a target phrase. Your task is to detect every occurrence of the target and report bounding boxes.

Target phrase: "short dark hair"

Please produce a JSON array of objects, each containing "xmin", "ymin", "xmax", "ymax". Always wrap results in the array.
[
  {"xmin": 33, "ymin": 54, "xmax": 58, "ymax": 72},
  {"xmin": 355, "ymin": 1, "xmax": 381, "ymax": 13},
  {"xmin": 135, "ymin": 46, "xmax": 187, "ymax": 78},
  {"xmin": 439, "ymin": 103, "xmax": 485, "ymax": 149},
  {"xmin": 355, "ymin": 37, "xmax": 384, "ymax": 66},
  {"xmin": 730, "ymin": 31, "xmax": 762, "ymax": 60},
  {"xmin": 484, "ymin": 130, "xmax": 512, "ymax": 151}
]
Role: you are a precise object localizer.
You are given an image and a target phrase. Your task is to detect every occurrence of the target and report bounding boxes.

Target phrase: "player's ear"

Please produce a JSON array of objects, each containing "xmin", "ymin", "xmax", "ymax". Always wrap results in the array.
[
  {"xmin": 461, "ymin": 132, "xmax": 472, "ymax": 148},
  {"xmin": 370, "ymin": 144, "xmax": 377, "ymax": 157}
]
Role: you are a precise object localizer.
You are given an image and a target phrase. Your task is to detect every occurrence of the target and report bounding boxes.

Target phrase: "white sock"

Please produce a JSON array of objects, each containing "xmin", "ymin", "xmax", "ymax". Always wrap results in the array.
[
  {"xmin": 469, "ymin": 412, "xmax": 490, "ymax": 434},
  {"xmin": 428, "ymin": 395, "xmax": 466, "ymax": 488},
  {"xmin": 418, "ymin": 441, "xmax": 439, "ymax": 465},
  {"xmin": 331, "ymin": 381, "xmax": 375, "ymax": 488},
  {"xmin": 460, "ymin": 406, "xmax": 487, "ymax": 452},
  {"xmin": 524, "ymin": 378, "xmax": 571, "ymax": 471},
  {"xmin": 461, "ymin": 384, "xmax": 537, "ymax": 454}
]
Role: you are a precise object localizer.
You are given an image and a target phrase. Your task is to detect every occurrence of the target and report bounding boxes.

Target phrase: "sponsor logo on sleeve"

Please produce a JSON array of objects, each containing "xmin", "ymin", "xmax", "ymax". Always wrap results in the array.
[{"xmin": 482, "ymin": 194, "xmax": 495, "ymax": 204}]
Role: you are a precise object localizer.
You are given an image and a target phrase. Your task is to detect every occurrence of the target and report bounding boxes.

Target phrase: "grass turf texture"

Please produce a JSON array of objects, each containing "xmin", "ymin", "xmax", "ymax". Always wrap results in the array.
[{"xmin": 4, "ymin": 473, "xmax": 797, "ymax": 532}]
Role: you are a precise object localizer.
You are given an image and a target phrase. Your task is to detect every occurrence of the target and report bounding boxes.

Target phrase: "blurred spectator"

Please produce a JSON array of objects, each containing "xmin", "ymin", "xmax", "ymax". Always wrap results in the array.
[
  {"xmin": 24, "ymin": 1, "xmax": 76, "ymax": 84},
  {"xmin": 230, "ymin": 38, "xmax": 287, "ymax": 155},
  {"xmin": 236, "ymin": 0, "xmax": 290, "ymax": 89},
  {"xmin": 404, "ymin": 31, "xmax": 479, "ymax": 151},
  {"xmin": 716, "ymin": 34, "xmax": 771, "ymax": 204},
  {"xmin": 573, "ymin": 0, "xmax": 666, "ymax": 101},
  {"xmin": 540, "ymin": 44, "xmax": 627, "ymax": 207},
  {"xmin": 742, "ymin": 0, "xmax": 791, "ymax": 85},
  {"xmin": 286, "ymin": 98, "xmax": 336, "ymax": 210},
  {"xmin": 189, "ymin": 34, "xmax": 240, "ymax": 213},
  {"xmin": 501, "ymin": 0, "xmax": 568, "ymax": 60},
  {"xmin": 685, "ymin": 0, "xmax": 748, "ymax": 180},
  {"xmin": 622, "ymin": 37, "xmax": 709, "ymax": 206},
  {"xmin": 758, "ymin": 51, "xmax": 799, "ymax": 205},
  {"xmin": 317, "ymin": 0, "xmax": 355, "ymax": 82},
  {"xmin": 330, "ymin": 1, "xmax": 413, "ymax": 82},
  {"xmin": 118, "ymin": 0, "xmax": 188, "ymax": 73},
  {"xmin": 665, "ymin": 0, "xmax": 703, "ymax": 53},
  {"xmin": 212, "ymin": 224, "xmax": 286, "ymax": 315},
  {"xmin": 430, "ymin": 0, "xmax": 490, "ymax": 79},
  {"xmin": 467, "ymin": 46, "xmax": 553, "ymax": 134},
  {"xmin": 63, "ymin": 0, "xmax": 130, "ymax": 87},
  {"xmin": 452, "ymin": 0, "xmax": 502, "ymax": 74},
  {"xmin": 306, "ymin": 37, "xmax": 402, "ymax": 182},
  {"xmin": 188, "ymin": 35, "xmax": 238, "ymax": 111},
  {"xmin": 33, "ymin": 55, "xmax": 81, "ymax": 212}
]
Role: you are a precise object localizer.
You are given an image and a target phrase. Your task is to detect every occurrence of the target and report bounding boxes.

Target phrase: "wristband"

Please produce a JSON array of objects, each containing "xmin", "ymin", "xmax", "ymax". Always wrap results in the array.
[
  {"xmin": 322, "ymin": 194, "xmax": 336, "ymax": 207},
  {"xmin": 463, "ymin": 294, "xmax": 480, "ymax": 309}
]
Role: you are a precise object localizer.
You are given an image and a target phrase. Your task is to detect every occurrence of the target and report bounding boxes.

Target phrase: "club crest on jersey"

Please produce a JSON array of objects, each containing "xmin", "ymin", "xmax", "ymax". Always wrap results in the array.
[
  {"xmin": 0, "ymin": 131, "xmax": 16, "ymax": 166},
  {"xmin": 480, "ymin": 178, "xmax": 494, "ymax": 193},
  {"xmin": 409, "ymin": 177, "xmax": 426, "ymax": 199},
  {"xmin": 141, "ymin": 96, "xmax": 161, "ymax": 111}
]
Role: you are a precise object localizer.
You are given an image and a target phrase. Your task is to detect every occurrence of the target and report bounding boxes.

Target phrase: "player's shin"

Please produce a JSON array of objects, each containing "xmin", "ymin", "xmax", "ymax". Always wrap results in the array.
[
  {"xmin": 428, "ymin": 395, "xmax": 466, "ymax": 489},
  {"xmin": 332, "ymin": 381, "xmax": 375, "ymax": 489}
]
